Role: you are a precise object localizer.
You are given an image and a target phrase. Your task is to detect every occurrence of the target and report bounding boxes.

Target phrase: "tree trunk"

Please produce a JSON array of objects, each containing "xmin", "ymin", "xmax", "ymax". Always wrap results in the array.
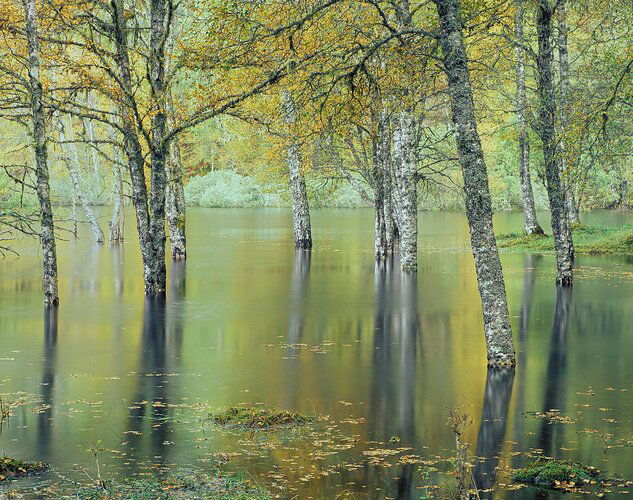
[
  {"xmin": 164, "ymin": 22, "xmax": 186, "ymax": 260},
  {"xmin": 166, "ymin": 131, "xmax": 187, "ymax": 259},
  {"xmin": 383, "ymin": 158, "xmax": 398, "ymax": 252},
  {"xmin": 372, "ymin": 112, "xmax": 389, "ymax": 260},
  {"xmin": 435, "ymin": 0, "xmax": 516, "ymax": 366},
  {"xmin": 283, "ymin": 92, "xmax": 312, "ymax": 249},
  {"xmin": 557, "ymin": 0, "xmax": 580, "ymax": 225},
  {"xmin": 392, "ymin": 110, "xmax": 418, "ymax": 272},
  {"xmin": 514, "ymin": 0, "xmax": 543, "ymax": 236},
  {"xmin": 147, "ymin": 0, "xmax": 169, "ymax": 293},
  {"xmin": 536, "ymin": 0, "xmax": 573, "ymax": 286},
  {"xmin": 109, "ymin": 141, "xmax": 125, "ymax": 244},
  {"xmin": 22, "ymin": 0, "xmax": 59, "ymax": 306},
  {"xmin": 82, "ymin": 91, "xmax": 101, "ymax": 178},
  {"xmin": 111, "ymin": 0, "xmax": 166, "ymax": 294},
  {"xmin": 61, "ymin": 114, "xmax": 105, "ymax": 244}
]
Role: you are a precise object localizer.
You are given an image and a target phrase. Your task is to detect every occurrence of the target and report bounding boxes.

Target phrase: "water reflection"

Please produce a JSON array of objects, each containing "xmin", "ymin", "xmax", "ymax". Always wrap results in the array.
[
  {"xmin": 369, "ymin": 258, "xmax": 419, "ymax": 498},
  {"xmin": 513, "ymin": 255, "xmax": 541, "ymax": 454},
  {"xmin": 38, "ymin": 307, "xmax": 58, "ymax": 457},
  {"xmin": 473, "ymin": 366, "xmax": 515, "ymax": 498},
  {"xmin": 288, "ymin": 250, "xmax": 311, "ymax": 344},
  {"xmin": 538, "ymin": 286, "xmax": 572, "ymax": 457},
  {"xmin": 126, "ymin": 262, "xmax": 186, "ymax": 469}
]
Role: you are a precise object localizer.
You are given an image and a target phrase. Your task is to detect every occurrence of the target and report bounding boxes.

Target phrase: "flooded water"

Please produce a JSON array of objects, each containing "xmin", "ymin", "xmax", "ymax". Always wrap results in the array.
[{"xmin": 1, "ymin": 208, "xmax": 632, "ymax": 498}]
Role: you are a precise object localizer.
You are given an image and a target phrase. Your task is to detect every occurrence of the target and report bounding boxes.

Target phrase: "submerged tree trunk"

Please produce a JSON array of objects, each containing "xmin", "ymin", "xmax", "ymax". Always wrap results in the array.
[
  {"xmin": 164, "ymin": 25, "xmax": 186, "ymax": 260},
  {"xmin": 372, "ymin": 112, "xmax": 390, "ymax": 260},
  {"xmin": 165, "ymin": 130, "xmax": 187, "ymax": 259},
  {"xmin": 436, "ymin": 0, "xmax": 516, "ymax": 366},
  {"xmin": 392, "ymin": 111, "xmax": 418, "ymax": 272},
  {"xmin": 557, "ymin": 0, "xmax": 580, "ymax": 225},
  {"xmin": 283, "ymin": 92, "xmax": 312, "ymax": 249},
  {"xmin": 111, "ymin": 0, "xmax": 166, "ymax": 294},
  {"xmin": 515, "ymin": 0, "xmax": 543, "ymax": 236},
  {"xmin": 22, "ymin": 0, "xmax": 58, "ymax": 306},
  {"xmin": 61, "ymin": 114, "xmax": 104, "ymax": 244},
  {"xmin": 536, "ymin": 0, "xmax": 573, "ymax": 286},
  {"xmin": 147, "ymin": 0, "xmax": 169, "ymax": 293}
]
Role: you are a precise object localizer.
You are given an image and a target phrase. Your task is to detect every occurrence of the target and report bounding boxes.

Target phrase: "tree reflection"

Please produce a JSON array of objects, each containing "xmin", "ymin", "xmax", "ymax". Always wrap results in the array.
[
  {"xmin": 284, "ymin": 249, "xmax": 311, "ymax": 408},
  {"xmin": 513, "ymin": 255, "xmax": 541, "ymax": 455},
  {"xmin": 368, "ymin": 258, "xmax": 419, "ymax": 499},
  {"xmin": 126, "ymin": 262, "xmax": 186, "ymax": 469},
  {"xmin": 288, "ymin": 249, "xmax": 311, "ymax": 344},
  {"xmin": 538, "ymin": 286, "xmax": 572, "ymax": 457},
  {"xmin": 473, "ymin": 366, "xmax": 515, "ymax": 498},
  {"xmin": 37, "ymin": 306, "xmax": 58, "ymax": 457}
]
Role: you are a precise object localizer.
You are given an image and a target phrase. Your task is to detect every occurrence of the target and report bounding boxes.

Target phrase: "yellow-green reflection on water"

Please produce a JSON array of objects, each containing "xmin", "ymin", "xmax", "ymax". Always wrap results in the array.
[{"xmin": 1, "ymin": 208, "xmax": 632, "ymax": 497}]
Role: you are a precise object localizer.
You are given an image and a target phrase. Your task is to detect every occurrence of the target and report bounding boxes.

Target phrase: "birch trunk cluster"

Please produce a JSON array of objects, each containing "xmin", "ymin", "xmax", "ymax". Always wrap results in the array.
[
  {"xmin": 536, "ymin": 0, "xmax": 574, "ymax": 286},
  {"xmin": 514, "ymin": 0, "xmax": 543, "ymax": 236}
]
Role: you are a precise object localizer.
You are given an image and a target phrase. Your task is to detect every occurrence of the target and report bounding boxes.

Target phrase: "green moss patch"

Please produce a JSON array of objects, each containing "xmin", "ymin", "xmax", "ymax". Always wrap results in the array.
[
  {"xmin": 498, "ymin": 224, "xmax": 633, "ymax": 255},
  {"xmin": 212, "ymin": 403, "xmax": 314, "ymax": 430},
  {"xmin": 0, "ymin": 456, "xmax": 47, "ymax": 483},
  {"xmin": 513, "ymin": 460, "xmax": 605, "ymax": 491}
]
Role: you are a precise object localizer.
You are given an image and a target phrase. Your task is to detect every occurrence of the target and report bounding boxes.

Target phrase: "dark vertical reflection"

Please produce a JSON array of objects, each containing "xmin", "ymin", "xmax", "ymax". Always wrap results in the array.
[
  {"xmin": 127, "ymin": 262, "xmax": 186, "ymax": 470},
  {"xmin": 284, "ymin": 250, "xmax": 311, "ymax": 409},
  {"xmin": 167, "ymin": 260, "xmax": 186, "ymax": 361},
  {"xmin": 37, "ymin": 307, "xmax": 58, "ymax": 457},
  {"xmin": 288, "ymin": 250, "xmax": 311, "ymax": 344},
  {"xmin": 367, "ymin": 258, "xmax": 419, "ymax": 499},
  {"xmin": 473, "ymin": 366, "xmax": 515, "ymax": 498},
  {"xmin": 513, "ymin": 255, "xmax": 541, "ymax": 457},
  {"xmin": 112, "ymin": 244, "xmax": 125, "ymax": 298},
  {"xmin": 538, "ymin": 286, "xmax": 572, "ymax": 457}
]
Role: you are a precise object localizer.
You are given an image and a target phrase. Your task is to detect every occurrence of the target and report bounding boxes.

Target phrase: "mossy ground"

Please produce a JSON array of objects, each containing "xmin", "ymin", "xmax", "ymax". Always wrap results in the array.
[
  {"xmin": 0, "ymin": 456, "xmax": 47, "ymax": 482},
  {"xmin": 513, "ymin": 460, "xmax": 606, "ymax": 492},
  {"xmin": 76, "ymin": 469, "xmax": 270, "ymax": 499},
  {"xmin": 497, "ymin": 224, "xmax": 633, "ymax": 255},
  {"xmin": 212, "ymin": 403, "xmax": 314, "ymax": 430}
]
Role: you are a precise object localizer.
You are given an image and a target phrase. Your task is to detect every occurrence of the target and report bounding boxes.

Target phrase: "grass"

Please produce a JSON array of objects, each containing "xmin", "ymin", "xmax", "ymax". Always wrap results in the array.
[
  {"xmin": 76, "ymin": 469, "xmax": 270, "ymax": 499},
  {"xmin": 0, "ymin": 456, "xmax": 47, "ymax": 483},
  {"xmin": 497, "ymin": 224, "xmax": 633, "ymax": 255},
  {"xmin": 513, "ymin": 460, "xmax": 605, "ymax": 491},
  {"xmin": 211, "ymin": 403, "xmax": 314, "ymax": 430}
]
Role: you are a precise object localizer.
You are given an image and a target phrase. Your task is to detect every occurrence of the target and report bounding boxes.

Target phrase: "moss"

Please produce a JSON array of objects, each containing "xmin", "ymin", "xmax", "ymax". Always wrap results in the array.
[
  {"xmin": 497, "ymin": 224, "xmax": 633, "ymax": 255},
  {"xmin": 0, "ymin": 456, "xmax": 47, "ymax": 483},
  {"xmin": 76, "ymin": 469, "xmax": 270, "ymax": 499},
  {"xmin": 513, "ymin": 460, "xmax": 605, "ymax": 491},
  {"xmin": 212, "ymin": 403, "xmax": 314, "ymax": 430}
]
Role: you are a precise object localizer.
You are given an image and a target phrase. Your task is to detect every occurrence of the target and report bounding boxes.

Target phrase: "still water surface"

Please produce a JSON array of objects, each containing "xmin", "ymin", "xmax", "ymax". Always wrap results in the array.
[{"xmin": 1, "ymin": 208, "xmax": 632, "ymax": 497}]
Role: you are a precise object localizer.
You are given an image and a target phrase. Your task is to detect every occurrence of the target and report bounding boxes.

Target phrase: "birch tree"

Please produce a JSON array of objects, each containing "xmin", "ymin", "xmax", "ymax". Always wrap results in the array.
[
  {"xmin": 22, "ymin": 0, "xmax": 59, "ymax": 306},
  {"xmin": 536, "ymin": 0, "xmax": 574, "ymax": 286},
  {"xmin": 435, "ymin": 0, "xmax": 516, "ymax": 365}
]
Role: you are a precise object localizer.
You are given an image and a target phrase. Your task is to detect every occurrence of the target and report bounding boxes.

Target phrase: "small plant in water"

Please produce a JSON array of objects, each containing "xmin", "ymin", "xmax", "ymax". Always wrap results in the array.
[
  {"xmin": 447, "ymin": 409, "xmax": 477, "ymax": 499},
  {"xmin": 0, "ymin": 397, "xmax": 11, "ymax": 422},
  {"xmin": 212, "ymin": 403, "xmax": 314, "ymax": 430}
]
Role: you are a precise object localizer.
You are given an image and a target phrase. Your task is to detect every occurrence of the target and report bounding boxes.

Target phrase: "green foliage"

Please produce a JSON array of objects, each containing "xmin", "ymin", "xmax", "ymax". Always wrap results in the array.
[
  {"xmin": 513, "ymin": 460, "xmax": 604, "ymax": 491},
  {"xmin": 212, "ymin": 403, "xmax": 314, "ymax": 430},
  {"xmin": 185, "ymin": 170, "xmax": 283, "ymax": 208},
  {"xmin": 0, "ymin": 456, "xmax": 47, "ymax": 483}
]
